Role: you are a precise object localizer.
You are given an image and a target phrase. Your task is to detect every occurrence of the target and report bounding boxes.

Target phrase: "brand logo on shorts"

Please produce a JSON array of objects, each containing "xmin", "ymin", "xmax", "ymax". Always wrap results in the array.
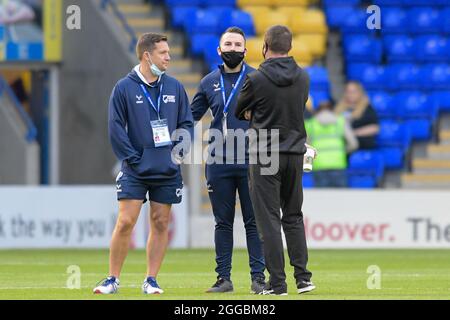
[
  {"xmin": 176, "ymin": 188, "xmax": 182, "ymax": 197},
  {"xmin": 163, "ymin": 95, "xmax": 176, "ymax": 104}
]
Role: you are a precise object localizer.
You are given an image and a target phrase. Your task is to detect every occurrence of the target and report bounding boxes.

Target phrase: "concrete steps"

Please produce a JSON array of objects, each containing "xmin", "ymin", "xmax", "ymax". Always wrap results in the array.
[
  {"xmin": 402, "ymin": 127, "xmax": 450, "ymax": 188},
  {"xmin": 412, "ymin": 159, "xmax": 450, "ymax": 173},
  {"xmin": 440, "ymin": 130, "xmax": 450, "ymax": 144},
  {"xmin": 109, "ymin": 0, "xmax": 202, "ymax": 99},
  {"xmin": 402, "ymin": 173, "xmax": 450, "ymax": 188},
  {"xmin": 427, "ymin": 144, "xmax": 450, "ymax": 159},
  {"xmin": 117, "ymin": 3, "xmax": 152, "ymax": 14},
  {"xmin": 126, "ymin": 17, "xmax": 164, "ymax": 28}
]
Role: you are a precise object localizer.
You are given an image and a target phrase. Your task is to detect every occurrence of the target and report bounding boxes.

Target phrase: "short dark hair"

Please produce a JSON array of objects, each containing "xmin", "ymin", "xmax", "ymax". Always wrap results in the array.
[
  {"xmin": 220, "ymin": 26, "xmax": 246, "ymax": 43},
  {"xmin": 264, "ymin": 25, "xmax": 292, "ymax": 54},
  {"xmin": 136, "ymin": 33, "xmax": 168, "ymax": 60}
]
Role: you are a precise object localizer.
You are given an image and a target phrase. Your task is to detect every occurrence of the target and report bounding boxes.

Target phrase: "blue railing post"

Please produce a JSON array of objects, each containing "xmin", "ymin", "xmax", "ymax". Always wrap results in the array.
[
  {"xmin": 100, "ymin": 0, "xmax": 139, "ymax": 54},
  {"xmin": 0, "ymin": 76, "xmax": 38, "ymax": 143}
]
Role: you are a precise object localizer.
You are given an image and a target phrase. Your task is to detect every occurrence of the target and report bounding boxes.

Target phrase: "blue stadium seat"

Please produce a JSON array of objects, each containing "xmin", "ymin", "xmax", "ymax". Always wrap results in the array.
[
  {"xmin": 310, "ymin": 91, "xmax": 331, "ymax": 109},
  {"xmin": 385, "ymin": 63, "xmax": 421, "ymax": 91},
  {"xmin": 305, "ymin": 66, "xmax": 330, "ymax": 92},
  {"xmin": 367, "ymin": 91, "xmax": 396, "ymax": 119},
  {"xmin": 190, "ymin": 34, "xmax": 219, "ymax": 57},
  {"xmin": 420, "ymin": 64, "xmax": 450, "ymax": 90},
  {"xmin": 408, "ymin": 8, "xmax": 441, "ymax": 34},
  {"xmin": 430, "ymin": 91, "xmax": 450, "ymax": 113},
  {"xmin": 377, "ymin": 147, "xmax": 405, "ymax": 170},
  {"xmin": 343, "ymin": 35, "xmax": 382, "ymax": 63},
  {"xmin": 404, "ymin": 119, "xmax": 434, "ymax": 141},
  {"xmin": 348, "ymin": 151, "xmax": 385, "ymax": 188},
  {"xmin": 381, "ymin": 8, "xmax": 407, "ymax": 34},
  {"xmin": 395, "ymin": 91, "xmax": 437, "ymax": 119},
  {"xmin": 341, "ymin": 10, "xmax": 375, "ymax": 34},
  {"xmin": 347, "ymin": 63, "xmax": 386, "ymax": 90},
  {"xmin": 442, "ymin": 8, "xmax": 450, "ymax": 34},
  {"xmin": 166, "ymin": 0, "xmax": 202, "ymax": 6},
  {"xmin": 384, "ymin": 35, "xmax": 415, "ymax": 62},
  {"xmin": 203, "ymin": 40, "xmax": 222, "ymax": 71},
  {"xmin": 303, "ymin": 172, "xmax": 314, "ymax": 189},
  {"xmin": 184, "ymin": 9, "xmax": 221, "ymax": 35},
  {"xmin": 373, "ymin": 0, "xmax": 403, "ymax": 5},
  {"xmin": 325, "ymin": 6, "xmax": 355, "ymax": 29},
  {"xmin": 171, "ymin": 6, "xmax": 198, "ymax": 29},
  {"xmin": 377, "ymin": 120, "xmax": 412, "ymax": 169},
  {"xmin": 414, "ymin": 36, "xmax": 450, "ymax": 62},
  {"xmin": 403, "ymin": 0, "xmax": 444, "ymax": 6},
  {"xmin": 219, "ymin": 10, "xmax": 255, "ymax": 37},
  {"xmin": 395, "ymin": 91, "xmax": 438, "ymax": 140},
  {"xmin": 201, "ymin": 0, "xmax": 236, "ymax": 6}
]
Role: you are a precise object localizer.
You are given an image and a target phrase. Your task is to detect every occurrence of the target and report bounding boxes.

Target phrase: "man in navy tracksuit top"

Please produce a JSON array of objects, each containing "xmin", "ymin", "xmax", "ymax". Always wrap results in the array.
[
  {"xmin": 191, "ymin": 27, "xmax": 266, "ymax": 294},
  {"xmin": 94, "ymin": 33, "xmax": 193, "ymax": 295}
]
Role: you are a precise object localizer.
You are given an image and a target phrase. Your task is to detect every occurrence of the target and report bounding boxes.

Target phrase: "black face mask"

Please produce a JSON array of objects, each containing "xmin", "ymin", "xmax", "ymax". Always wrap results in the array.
[{"xmin": 221, "ymin": 51, "xmax": 245, "ymax": 69}]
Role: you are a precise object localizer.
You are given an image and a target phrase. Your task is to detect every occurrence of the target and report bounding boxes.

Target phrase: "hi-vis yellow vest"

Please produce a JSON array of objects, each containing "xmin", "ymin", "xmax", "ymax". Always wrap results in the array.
[{"xmin": 306, "ymin": 116, "xmax": 347, "ymax": 170}]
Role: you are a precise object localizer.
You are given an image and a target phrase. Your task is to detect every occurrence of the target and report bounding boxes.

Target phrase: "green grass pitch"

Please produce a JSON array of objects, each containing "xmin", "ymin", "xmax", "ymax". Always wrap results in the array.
[{"xmin": 0, "ymin": 249, "xmax": 448, "ymax": 300}]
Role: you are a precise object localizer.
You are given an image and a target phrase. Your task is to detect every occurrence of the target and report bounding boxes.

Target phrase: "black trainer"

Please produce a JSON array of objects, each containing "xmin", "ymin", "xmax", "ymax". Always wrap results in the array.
[
  {"xmin": 258, "ymin": 283, "xmax": 287, "ymax": 296},
  {"xmin": 297, "ymin": 281, "xmax": 316, "ymax": 294},
  {"xmin": 206, "ymin": 278, "xmax": 234, "ymax": 293},
  {"xmin": 250, "ymin": 277, "xmax": 266, "ymax": 294}
]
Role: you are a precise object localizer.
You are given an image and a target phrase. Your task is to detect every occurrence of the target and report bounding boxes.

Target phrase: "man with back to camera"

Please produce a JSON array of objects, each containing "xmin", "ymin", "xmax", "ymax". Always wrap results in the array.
[
  {"xmin": 235, "ymin": 25, "xmax": 316, "ymax": 296},
  {"xmin": 191, "ymin": 27, "xmax": 266, "ymax": 294},
  {"xmin": 93, "ymin": 33, "xmax": 194, "ymax": 295}
]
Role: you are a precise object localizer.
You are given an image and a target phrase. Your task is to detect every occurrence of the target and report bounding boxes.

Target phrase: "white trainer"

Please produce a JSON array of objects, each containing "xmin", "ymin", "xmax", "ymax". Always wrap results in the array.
[
  {"xmin": 142, "ymin": 277, "xmax": 164, "ymax": 294},
  {"xmin": 93, "ymin": 276, "xmax": 120, "ymax": 294}
]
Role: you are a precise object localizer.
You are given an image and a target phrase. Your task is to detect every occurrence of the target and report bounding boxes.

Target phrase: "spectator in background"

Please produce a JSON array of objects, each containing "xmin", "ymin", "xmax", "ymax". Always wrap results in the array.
[
  {"xmin": 305, "ymin": 100, "xmax": 358, "ymax": 188},
  {"xmin": 0, "ymin": 0, "xmax": 35, "ymax": 25},
  {"xmin": 335, "ymin": 81, "xmax": 379, "ymax": 149}
]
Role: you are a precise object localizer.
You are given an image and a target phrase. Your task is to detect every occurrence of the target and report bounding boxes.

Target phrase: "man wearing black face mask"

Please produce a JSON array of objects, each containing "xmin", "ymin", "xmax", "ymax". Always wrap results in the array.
[{"xmin": 191, "ymin": 27, "xmax": 266, "ymax": 294}]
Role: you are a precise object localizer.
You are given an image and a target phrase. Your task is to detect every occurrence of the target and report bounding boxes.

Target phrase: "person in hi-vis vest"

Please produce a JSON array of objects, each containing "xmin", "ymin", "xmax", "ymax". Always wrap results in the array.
[{"xmin": 305, "ymin": 100, "xmax": 358, "ymax": 188}]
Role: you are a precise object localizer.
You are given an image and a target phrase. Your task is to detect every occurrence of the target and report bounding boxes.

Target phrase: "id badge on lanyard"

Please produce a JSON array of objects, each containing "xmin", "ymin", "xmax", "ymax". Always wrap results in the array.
[
  {"xmin": 140, "ymin": 83, "xmax": 172, "ymax": 148},
  {"xmin": 151, "ymin": 119, "xmax": 171, "ymax": 147},
  {"xmin": 220, "ymin": 65, "xmax": 246, "ymax": 142}
]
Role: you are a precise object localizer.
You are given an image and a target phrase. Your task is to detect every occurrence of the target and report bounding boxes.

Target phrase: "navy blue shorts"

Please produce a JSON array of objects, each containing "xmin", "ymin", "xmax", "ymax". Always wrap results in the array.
[{"xmin": 115, "ymin": 171, "xmax": 183, "ymax": 204}]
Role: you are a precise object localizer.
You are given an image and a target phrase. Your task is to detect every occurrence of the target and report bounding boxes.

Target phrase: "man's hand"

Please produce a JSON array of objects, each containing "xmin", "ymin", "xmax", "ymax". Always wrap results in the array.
[
  {"xmin": 305, "ymin": 143, "xmax": 318, "ymax": 159},
  {"xmin": 244, "ymin": 110, "xmax": 252, "ymax": 121}
]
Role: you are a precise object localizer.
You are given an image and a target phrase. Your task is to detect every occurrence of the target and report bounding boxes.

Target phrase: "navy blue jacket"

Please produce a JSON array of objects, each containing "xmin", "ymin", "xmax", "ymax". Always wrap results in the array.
[
  {"xmin": 108, "ymin": 67, "xmax": 194, "ymax": 183},
  {"xmin": 191, "ymin": 63, "xmax": 254, "ymax": 165}
]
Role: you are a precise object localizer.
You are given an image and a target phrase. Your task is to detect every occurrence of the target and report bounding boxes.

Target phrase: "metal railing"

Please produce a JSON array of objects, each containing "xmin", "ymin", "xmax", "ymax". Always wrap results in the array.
[{"xmin": 100, "ymin": 0, "xmax": 138, "ymax": 53}]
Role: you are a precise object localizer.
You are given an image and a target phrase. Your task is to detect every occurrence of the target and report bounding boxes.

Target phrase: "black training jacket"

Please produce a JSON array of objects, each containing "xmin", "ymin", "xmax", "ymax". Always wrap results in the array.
[{"xmin": 235, "ymin": 56, "xmax": 310, "ymax": 155}]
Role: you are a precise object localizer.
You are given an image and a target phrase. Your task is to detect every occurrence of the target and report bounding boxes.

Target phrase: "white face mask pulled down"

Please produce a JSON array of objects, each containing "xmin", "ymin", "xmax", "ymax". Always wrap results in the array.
[{"xmin": 146, "ymin": 53, "xmax": 165, "ymax": 77}]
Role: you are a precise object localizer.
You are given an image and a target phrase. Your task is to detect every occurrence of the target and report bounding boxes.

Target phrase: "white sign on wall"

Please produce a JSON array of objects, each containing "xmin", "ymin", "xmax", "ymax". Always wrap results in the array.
[
  {"xmin": 191, "ymin": 190, "xmax": 450, "ymax": 249},
  {"xmin": 0, "ymin": 187, "xmax": 189, "ymax": 249}
]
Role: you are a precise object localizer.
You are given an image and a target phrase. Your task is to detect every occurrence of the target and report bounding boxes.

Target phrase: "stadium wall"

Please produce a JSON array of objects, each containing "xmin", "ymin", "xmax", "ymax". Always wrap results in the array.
[
  {"xmin": 59, "ymin": 0, "xmax": 134, "ymax": 184},
  {"xmin": 0, "ymin": 187, "xmax": 449, "ymax": 249}
]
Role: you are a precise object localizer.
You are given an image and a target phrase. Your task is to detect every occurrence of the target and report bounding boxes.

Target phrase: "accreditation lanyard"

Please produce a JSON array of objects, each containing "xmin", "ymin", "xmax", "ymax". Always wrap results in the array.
[
  {"xmin": 220, "ymin": 64, "xmax": 246, "ymax": 140},
  {"xmin": 140, "ymin": 82, "xmax": 163, "ymax": 120}
]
